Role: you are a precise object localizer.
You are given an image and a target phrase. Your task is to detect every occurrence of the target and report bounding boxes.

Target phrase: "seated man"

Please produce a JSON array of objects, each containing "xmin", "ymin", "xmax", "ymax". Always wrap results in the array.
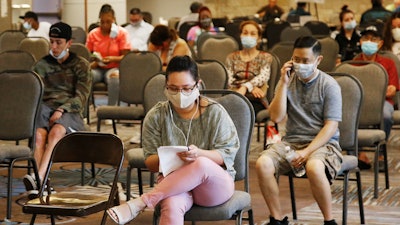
[
  {"xmin": 23, "ymin": 22, "xmax": 92, "ymax": 194},
  {"xmin": 256, "ymin": 36, "xmax": 343, "ymax": 225},
  {"xmin": 353, "ymin": 25, "xmax": 399, "ymax": 169}
]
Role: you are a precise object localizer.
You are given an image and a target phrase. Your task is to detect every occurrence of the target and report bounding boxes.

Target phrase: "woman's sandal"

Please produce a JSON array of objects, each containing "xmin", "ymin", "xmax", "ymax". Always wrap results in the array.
[{"xmin": 107, "ymin": 198, "xmax": 145, "ymax": 225}]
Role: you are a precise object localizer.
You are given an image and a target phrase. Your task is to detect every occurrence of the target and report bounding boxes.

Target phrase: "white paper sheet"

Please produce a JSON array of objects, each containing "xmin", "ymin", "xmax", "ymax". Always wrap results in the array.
[{"xmin": 157, "ymin": 146, "xmax": 188, "ymax": 177}]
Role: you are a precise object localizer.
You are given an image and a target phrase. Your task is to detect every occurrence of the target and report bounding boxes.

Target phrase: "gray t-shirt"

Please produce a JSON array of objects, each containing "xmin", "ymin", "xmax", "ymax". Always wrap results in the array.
[
  {"xmin": 283, "ymin": 70, "xmax": 342, "ymax": 144},
  {"xmin": 142, "ymin": 99, "xmax": 240, "ymax": 179}
]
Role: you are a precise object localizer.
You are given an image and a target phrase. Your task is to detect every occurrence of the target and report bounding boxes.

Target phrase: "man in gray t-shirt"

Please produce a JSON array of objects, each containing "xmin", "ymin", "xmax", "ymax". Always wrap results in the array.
[{"xmin": 256, "ymin": 36, "xmax": 343, "ymax": 225}]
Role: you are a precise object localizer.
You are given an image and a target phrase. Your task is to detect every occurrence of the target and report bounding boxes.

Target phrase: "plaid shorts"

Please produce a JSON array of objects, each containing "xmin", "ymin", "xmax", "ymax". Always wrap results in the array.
[
  {"xmin": 36, "ymin": 104, "xmax": 85, "ymax": 134},
  {"xmin": 260, "ymin": 141, "xmax": 343, "ymax": 184}
]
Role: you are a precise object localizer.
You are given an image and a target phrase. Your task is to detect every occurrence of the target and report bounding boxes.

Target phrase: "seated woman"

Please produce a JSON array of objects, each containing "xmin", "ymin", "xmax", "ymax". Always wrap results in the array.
[
  {"xmin": 383, "ymin": 11, "xmax": 400, "ymax": 58},
  {"xmin": 225, "ymin": 20, "xmax": 272, "ymax": 115},
  {"xmin": 331, "ymin": 5, "xmax": 361, "ymax": 63},
  {"xmin": 186, "ymin": 6, "xmax": 219, "ymax": 52},
  {"xmin": 86, "ymin": 4, "xmax": 131, "ymax": 106},
  {"xmin": 107, "ymin": 55, "xmax": 239, "ymax": 225},
  {"xmin": 148, "ymin": 25, "xmax": 191, "ymax": 70}
]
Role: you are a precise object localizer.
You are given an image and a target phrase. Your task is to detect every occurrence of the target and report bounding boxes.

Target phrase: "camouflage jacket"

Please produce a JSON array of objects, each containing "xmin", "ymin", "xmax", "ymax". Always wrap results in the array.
[{"xmin": 34, "ymin": 52, "xmax": 92, "ymax": 117}]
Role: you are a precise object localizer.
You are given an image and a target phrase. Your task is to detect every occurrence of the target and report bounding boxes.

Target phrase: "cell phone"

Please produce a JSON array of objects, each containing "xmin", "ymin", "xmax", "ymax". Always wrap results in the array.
[{"xmin": 287, "ymin": 65, "xmax": 293, "ymax": 78}]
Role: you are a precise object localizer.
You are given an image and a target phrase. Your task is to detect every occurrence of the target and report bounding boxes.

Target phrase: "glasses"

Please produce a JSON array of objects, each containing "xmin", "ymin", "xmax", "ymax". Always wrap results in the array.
[{"xmin": 165, "ymin": 83, "xmax": 197, "ymax": 96}]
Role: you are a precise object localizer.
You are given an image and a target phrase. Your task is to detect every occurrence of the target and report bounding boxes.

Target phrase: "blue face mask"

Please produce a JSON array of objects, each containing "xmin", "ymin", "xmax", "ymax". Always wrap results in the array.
[
  {"xmin": 361, "ymin": 41, "xmax": 378, "ymax": 56},
  {"xmin": 23, "ymin": 21, "xmax": 31, "ymax": 30},
  {"xmin": 241, "ymin": 36, "xmax": 257, "ymax": 49},
  {"xmin": 49, "ymin": 47, "xmax": 68, "ymax": 60},
  {"xmin": 344, "ymin": 20, "xmax": 356, "ymax": 30}
]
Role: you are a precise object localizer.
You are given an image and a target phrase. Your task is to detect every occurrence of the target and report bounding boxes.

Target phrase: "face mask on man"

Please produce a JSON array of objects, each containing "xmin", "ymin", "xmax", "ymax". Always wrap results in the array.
[
  {"xmin": 392, "ymin": 28, "xmax": 400, "ymax": 42},
  {"xmin": 110, "ymin": 23, "xmax": 119, "ymax": 38},
  {"xmin": 130, "ymin": 21, "xmax": 140, "ymax": 27},
  {"xmin": 164, "ymin": 87, "xmax": 200, "ymax": 109},
  {"xmin": 343, "ymin": 20, "xmax": 357, "ymax": 30},
  {"xmin": 241, "ymin": 36, "xmax": 258, "ymax": 49},
  {"xmin": 361, "ymin": 41, "xmax": 379, "ymax": 56},
  {"xmin": 49, "ymin": 47, "xmax": 69, "ymax": 60},
  {"xmin": 293, "ymin": 61, "xmax": 316, "ymax": 81},
  {"xmin": 23, "ymin": 21, "xmax": 31, "ymax": 30}
]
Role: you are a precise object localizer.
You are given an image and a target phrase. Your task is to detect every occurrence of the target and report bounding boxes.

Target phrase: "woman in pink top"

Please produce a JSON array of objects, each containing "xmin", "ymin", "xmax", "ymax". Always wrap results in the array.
[{"xmin": 86, "ymin": 4, "xmax": 131, "ymax": 105}]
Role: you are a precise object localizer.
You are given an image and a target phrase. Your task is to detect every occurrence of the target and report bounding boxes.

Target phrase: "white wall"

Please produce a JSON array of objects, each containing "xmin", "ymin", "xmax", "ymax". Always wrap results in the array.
[{"xmin": 63, "ymin": 0, "xmax": 126, "ymax": 30}]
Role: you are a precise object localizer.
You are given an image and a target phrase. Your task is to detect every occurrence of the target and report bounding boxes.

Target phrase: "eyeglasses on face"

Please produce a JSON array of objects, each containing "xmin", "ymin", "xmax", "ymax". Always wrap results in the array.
[{"xmin": 165, "ymin": 83, "xmax": 197, "ymax": 96}]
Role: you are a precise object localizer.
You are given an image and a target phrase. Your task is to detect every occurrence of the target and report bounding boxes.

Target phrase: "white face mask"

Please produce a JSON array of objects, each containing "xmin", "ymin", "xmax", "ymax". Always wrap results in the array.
[
  {"xmin": 110, "ymin": 23, "xmax": 119, "ymax": 38},
  {"xmin": 343, "ymin": 20, "xmax": 357, "ymax": 30},
  {"xmin": 23, "ymin": 21, "xmax": 31, "ymax": 30},
  {"xmin": 164, "ymin": 87, "xmax": 200, "ymax": 109},
  {"xmin": 392, "ymin": 28, "xmax": 400, "ymax": 42},
  {"xmin": 293, "ymin": 61, "xmax": 316, "ymax": 81},
  {"xmin": 49, "ymin": 46, "xmax": 69, "ymax": 60}
]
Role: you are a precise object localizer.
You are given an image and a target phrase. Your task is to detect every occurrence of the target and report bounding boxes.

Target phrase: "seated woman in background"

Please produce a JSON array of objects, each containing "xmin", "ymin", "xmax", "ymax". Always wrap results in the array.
[
  {"xmin": 331, "ymin": 5, "xmax": 361, "ymax": 63},
  {"xmin": 86, "ymin": 4, "xmax": 131, "ymax": 106},
  {"xmin": 107, "ymin": 55, "xmax": 239, "ymax": 225},
  {"xmin": 148, "ymin": 25, "xmax": 191, "ymax": 70},
  {"xmin": 225, "ymin": 20, "xmax": 272, "ymax": 115},
  {"xmin": 382, "ymin": 12, "xmax": 400, "ymax": 59},
  {"xmin": 186, "ymin": 6, "xmax": 219, "ymax": 51}
]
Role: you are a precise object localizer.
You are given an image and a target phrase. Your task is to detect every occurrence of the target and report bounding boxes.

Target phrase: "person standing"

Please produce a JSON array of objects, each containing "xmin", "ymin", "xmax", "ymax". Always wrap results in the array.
[
  {"xmin": 177, "ymin": 1, "xmax": 203, "ymax": 31},
  {"xmin": 23, "ymin": 22, "xmax": 92, "ymax": 194},
  {"xmin": 256, "ymin": 36, "xmax": 342, "ymax": 225},
  {"xmin": 257, "ymin": 0, "xmax": 284, "ymax": 23},
  {"xmin": 360, "ymin": 0, "xmax": 392, "ymax": 25},
  {"xmin": 19, "ymin": 11, "xmax": 51, "ymax": 41},
  {"xmin": 125, "ymin": 8, "xmax": 154, "ymax": 51}
]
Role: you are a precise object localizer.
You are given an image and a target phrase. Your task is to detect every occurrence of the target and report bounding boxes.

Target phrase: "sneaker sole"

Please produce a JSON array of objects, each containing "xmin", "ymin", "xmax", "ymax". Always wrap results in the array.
[{"xmin": 23, "ymin": 175, "xmax": 37, "ymax": 191}]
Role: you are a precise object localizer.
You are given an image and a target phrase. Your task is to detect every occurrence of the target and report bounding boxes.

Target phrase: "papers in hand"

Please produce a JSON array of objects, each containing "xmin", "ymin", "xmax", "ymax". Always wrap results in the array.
[
  {"xmin": 158, "ymin": 146, "xmax": 187, "ymax": 177},
  {"xmin": 91, "ymin": 51, "xmax": 106, "ymax": 67}
]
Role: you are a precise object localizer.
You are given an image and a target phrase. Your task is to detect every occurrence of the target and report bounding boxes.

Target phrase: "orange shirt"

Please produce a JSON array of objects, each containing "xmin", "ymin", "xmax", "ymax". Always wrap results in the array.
[{"xmin": 86, "ymin": 26, "xmax": 131, "ymax": 69}]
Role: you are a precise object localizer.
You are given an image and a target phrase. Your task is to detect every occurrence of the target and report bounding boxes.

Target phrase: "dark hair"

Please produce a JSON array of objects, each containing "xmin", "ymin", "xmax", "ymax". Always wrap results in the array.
[
  {"xmin": 99, "ymin": 4, "xmax": 115, "ymax": 18},
  {"xmin": 240, "ymin": 20, "xmax": 262, "ymax": 37},
  {"xmin": 297, "ymin": 2, "xmax": 307, "ymax": 8},
  {"xmin": 130, "ymin": 8, "xmax": 142, "ymax": 15},
  {"xmin": 293, "ymin": 36, "xmax": 321, "ymax": 55},
  {"xmin": 372, "ymin": 0, "xmax": 382, "ymax": 7},
  {"xmin": 190, "ymin": 1, "xmax": 203, "ymax": 13},
  {"xmin": 166, "ymin": 55, "xmax": 199, "ymax": 82},
  {"xmin": 150, "ymin": 25, "xmax": 177, "ymax": 46},
  {"xmin": 339, "ymin": 5, "xmax": 354, "ymax": 22},
  {"xmin": 382, "ymin": 12, "xmax": 400, "ymax": 50}
]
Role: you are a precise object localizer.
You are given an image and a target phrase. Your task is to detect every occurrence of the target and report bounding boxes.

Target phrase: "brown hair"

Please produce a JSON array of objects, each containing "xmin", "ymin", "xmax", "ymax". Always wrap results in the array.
[
  {"xmin": 239, "ymin": 20, "xmax": 262, "ymax": 37},
  {"xmin": 150, "ymin": 25, "xmax": 178, "ymax": 46}
]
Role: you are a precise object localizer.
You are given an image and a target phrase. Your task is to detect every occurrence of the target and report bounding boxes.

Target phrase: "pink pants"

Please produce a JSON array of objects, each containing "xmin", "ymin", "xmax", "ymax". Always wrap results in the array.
[{"xmin": 141, "ymin": 157, "xmax": 235, "ymax": 225}]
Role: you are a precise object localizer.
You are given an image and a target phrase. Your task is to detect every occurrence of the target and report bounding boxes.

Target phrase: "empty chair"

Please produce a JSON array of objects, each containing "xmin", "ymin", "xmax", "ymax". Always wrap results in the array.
[
  {"xmin": 304, "ymin": 20, "xmax": 331, "ymax": 38},
  {"xmin": 0, "ymin": 70, "xmax": 43, "ymax": 219},
  {"xmin": 269, "ymin": 41, "xmax": 294, "ymax": 66},
  {"xmin": 0, "ymin": 30, "xmax": 26, "ymax": 53},
  {"xmin": 23, "ymin": 132, "xmax": 124, "ymax": 225},
  {"xmin": 96, "ymin": 51, "xmax": 162, "ymax": 134},
  {"xmin": 263, "ymin": 20, "xmax": 291, "ymax": 50},
  {"xmin": 196, "ymin": 59, "xmax": 228, "ymax": 89},
  {"xmin": 69, "ymin": 43, "xmax": 91, "ymax": 61},
  {"xmin": 0, "ymin": 50, "xmax": 36, "ymax": 71},
  {"xmin": 318, "ymin": 37, "xmax": 339, "ymax": 72},
  {"xmin": 334, "ymin": 61, "xmax": 389, "ymax": 198},
  {"xmin": 197, "ymin": 33, "xmax": 239, "ymax": 63},
  {"xmin": 280, "ymin": 26, "xmax": 312, "ymax": 42},
  {"xmin": 71, "ymin": 26, "xmax": 87, "ymax": 44},
  {"xmin": 225, "ymin": 21, "xmax": 242, "ymax": 49},
  {"xmin": 18, "ymin": 37, "xmax": 50, "ymax": 61}
]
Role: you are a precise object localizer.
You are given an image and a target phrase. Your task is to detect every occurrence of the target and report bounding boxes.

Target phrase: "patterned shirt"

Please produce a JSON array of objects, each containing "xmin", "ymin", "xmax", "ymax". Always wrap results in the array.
[
  {"xmin": 33, "ymin": 53, "xmax": 92, "ymax": 117},
  {"xmin": 225, "ymin": 51, "xmax": 272, "ymax": 92}
]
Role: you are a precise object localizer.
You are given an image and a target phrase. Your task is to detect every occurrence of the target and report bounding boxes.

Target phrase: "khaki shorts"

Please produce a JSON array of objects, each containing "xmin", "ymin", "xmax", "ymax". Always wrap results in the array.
[{"xmin": 260, "ymin": 141, "xmax": 343, "ymax": 184}]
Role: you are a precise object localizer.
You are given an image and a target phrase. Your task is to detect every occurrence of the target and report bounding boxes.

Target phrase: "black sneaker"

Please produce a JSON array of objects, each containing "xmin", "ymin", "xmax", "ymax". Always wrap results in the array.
[
  {"xmin": 324, "ymin": 219, "xmax": 338, "ymax": 225},
  {"xmin": 27, "ymin": 186, "xmax": 56, "ymax": 200},
  {"xmin": 23, "ymin": 174, "xmax": 37, "ymax": 191},
  {"xmin": 267, "ymin": 216, "xmax": 289, "ymax": 225}
]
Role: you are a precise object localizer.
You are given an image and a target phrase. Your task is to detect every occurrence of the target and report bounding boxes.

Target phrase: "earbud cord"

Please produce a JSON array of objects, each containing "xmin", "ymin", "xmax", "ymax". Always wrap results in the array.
[{"xmin": 169, "ymin": 100, "xmax": 199, "ymax": 146}]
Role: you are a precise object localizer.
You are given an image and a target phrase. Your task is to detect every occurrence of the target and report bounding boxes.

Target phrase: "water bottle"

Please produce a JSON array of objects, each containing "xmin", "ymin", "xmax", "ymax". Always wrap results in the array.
[{"xmin": 285, "ymin": 146, "xmax": 306, "ymax": 177}]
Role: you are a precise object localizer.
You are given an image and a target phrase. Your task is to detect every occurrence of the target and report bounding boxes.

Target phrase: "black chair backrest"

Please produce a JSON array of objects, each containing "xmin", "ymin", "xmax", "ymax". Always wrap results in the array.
[
  {"xmin": 280, "ymin": 26, "xmax": 312, "ymax": 42},
  {"xmin": 270, "ymin": 41, "xmax": 294, "ymax": 66},
  {"xmin": 304, "ymin": 20, "xmax": 331, "ymax": 38},
  {"xmin": 318, "ymin": 37, "xmax": 339, "ymax": 72},
  {"xmin": 263, "ymin": 20, "xmax": 291, "ymax": 49},
  {"xmin": 179, "ymin": 21, "xmax": 198, "ymax": 41},
  {"xmin": 225, "ymin": 22, "xmax": 242, "ymax": 49}
]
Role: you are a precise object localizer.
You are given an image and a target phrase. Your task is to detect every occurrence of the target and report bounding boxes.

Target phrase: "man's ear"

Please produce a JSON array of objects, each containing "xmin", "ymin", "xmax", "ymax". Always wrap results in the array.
[{"xmin": 316, "ymin": 55, "xmax": 324, "ymax": 65}]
